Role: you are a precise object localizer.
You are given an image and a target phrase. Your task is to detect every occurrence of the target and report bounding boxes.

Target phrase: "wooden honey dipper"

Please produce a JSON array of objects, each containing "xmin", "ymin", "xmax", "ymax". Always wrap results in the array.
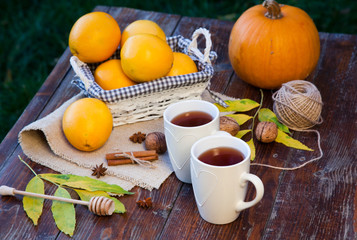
[{"xmin": 0, "ymin": 185, "xmax": 115, "ymax": 216}]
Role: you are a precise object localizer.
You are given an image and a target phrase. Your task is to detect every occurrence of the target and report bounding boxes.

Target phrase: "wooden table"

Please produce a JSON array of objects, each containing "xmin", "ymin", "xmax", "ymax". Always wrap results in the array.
[{"xmin": 1, "ymin": 6, "xmax": 356, "ymax": 240}]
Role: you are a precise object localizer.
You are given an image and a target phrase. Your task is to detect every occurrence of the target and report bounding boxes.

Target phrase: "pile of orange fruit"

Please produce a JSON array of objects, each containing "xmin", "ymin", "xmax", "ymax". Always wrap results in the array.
[
  {"xmin": 64, "ymin": 12, "xmax": 199, "ymax": 152},
  {"xmin": 69, "ymin": 12, "xmax": 198, "ymax": 91}
]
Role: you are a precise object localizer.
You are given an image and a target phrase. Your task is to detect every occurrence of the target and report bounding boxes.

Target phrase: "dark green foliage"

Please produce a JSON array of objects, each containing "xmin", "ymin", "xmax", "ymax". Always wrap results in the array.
[{"xmin": 1, "ymin": 0, "xmax": 356, "ymax": 142}]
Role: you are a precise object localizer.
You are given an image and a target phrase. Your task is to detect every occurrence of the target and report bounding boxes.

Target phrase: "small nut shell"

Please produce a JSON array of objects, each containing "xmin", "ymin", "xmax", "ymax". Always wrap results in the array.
[
  {"xmin": 255, "ymin": 121, "xmax": 278, "ymax": 143},
  {"xmin": 144, "ymin": 132, "xmax": 167, "ymax": 154},
  {"xmin": 220, "ymin": 116, "xmax": 240, "ymax": 136}
]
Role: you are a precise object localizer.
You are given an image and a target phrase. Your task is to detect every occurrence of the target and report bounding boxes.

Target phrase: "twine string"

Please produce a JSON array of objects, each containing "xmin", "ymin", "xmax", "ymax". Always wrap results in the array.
[
  {"xmin": 252, "ymin": 80, "xmax": 324, "ymax": 171},
  {"xmin": 252, "ymin": 129, "xmax": 323, "ymax": 170},
  {"xmin": 114, "ymin": 152, "xmax": 156, "ymax": 169}
]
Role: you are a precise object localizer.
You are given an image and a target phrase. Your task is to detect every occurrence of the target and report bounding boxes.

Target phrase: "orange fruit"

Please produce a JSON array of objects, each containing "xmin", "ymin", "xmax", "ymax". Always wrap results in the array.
[
  {"xmin": 121, "ymin": 19, "xmax": 166, "ymax": 47},
  {"xmin": 166, "ymin": 52, "xmax": 198, "ymax": 76},
  {"xmin": 69, "ymin": 12, "xmax": 121, "ymax": 63},
  {"xmin": 120, "ymin": 33, "xmax": 174, "ymax": 82},
  {"xmin": 94, "ymin": 59, "xmax": 136, "ymax": 90},
  {"xmin": 62, "ymin": 98, "xmax": 113, "ymax": 152}
]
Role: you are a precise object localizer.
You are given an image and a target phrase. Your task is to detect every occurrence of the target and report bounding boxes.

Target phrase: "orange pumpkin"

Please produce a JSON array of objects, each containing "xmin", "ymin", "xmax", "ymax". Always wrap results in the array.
[{"xmin": 228, "ymin": 0, "xmax": 320, "ymax": 89}]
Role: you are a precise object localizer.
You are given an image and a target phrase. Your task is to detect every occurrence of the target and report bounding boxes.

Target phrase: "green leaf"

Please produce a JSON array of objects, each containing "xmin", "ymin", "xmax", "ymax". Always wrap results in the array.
[
  {"xmin": 258, "ymin": 108, "xmax": 291, "ymax": 134},
  {"xmin": 235, "ymin": 129, "xmax": 251, "ymax": 139},
  {"xmin": 74, "ymin": 189, "xmax": 126, "ymax": 214},
  {"xmin": 215, "ymin": 99, "xmax": 259, "ymax": 112},
  {"xmin": 246, "ymin": 138, "xmax": 256, "ymax": 161},
  {"xmin": 226, "ymin": 114, "xmax": 252, "ymax": 125},
  {"xmin": 23, "ymin": 176, "xmax": 44, "ymax": 225},
  {"xmin": 275, "ymin": 129, "xmax": 313, "ymax": 151},
  {"xmin": 39, "ymin": 174, "xmax": 133, "ymax": 195},
  {"xmin": 51, "ymin": 187, "xmax": 75, "ymax": 237}
]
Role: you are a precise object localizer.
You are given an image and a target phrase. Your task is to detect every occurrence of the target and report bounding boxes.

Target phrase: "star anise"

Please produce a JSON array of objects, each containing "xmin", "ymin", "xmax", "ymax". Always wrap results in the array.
[
  {"xmin": 129, "ymin": 131, "xmax": 146, "ymax": 143},
  {"xmin": 91, "ymin": 163, "xmax": 107, "ymax": 178},
  {"xmin": 136, "ymin": 197, "xmax": 152, "ymax": 209}
]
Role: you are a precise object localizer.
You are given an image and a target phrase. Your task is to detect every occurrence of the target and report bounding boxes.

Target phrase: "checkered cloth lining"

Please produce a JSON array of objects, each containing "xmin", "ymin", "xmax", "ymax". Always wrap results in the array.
[{"xmin": 72, "ymin": 35, "xmax": 227, "ymax": 107}]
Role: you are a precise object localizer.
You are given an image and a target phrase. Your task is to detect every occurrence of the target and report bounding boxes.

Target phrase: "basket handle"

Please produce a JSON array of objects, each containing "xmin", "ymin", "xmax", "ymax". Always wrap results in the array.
[
  {"xmin": 70, "ymin": 56, "xmax": 92, "ymax": 91},
  {"xmin": 187, "ymin": 28, "xmax": 212, "ymax": 64}
]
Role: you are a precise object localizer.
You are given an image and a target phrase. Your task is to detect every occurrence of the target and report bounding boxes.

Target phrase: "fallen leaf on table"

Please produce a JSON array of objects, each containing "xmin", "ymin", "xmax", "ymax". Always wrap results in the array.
[
  {"xmin": 275, "ymin": 129, "xmax": 313, "ymax": 151},
  {"xmin": 215, "ymin": 99, "xmax": 259, "ymax": 112},
  {"xmin": 226, "ymin": 113, "xmax": 252, "ymax": 125},
  {"xmin": 215, "ymin": 94, "xmax": 312, "ymax": 161},
  {"xmin": 51, "ymin": 186, "xmax": 75, "ymax": 237},
  {"xmin": 235, "ymin": 129, "xmax": 250, "ymax": 139},
  {"xmin": 39, "ymin": 174, "xmax": 133, "ymax": 195},
  {"xmin": 23, "ymin": 176, "xmax": 44, "ymax": 225}
]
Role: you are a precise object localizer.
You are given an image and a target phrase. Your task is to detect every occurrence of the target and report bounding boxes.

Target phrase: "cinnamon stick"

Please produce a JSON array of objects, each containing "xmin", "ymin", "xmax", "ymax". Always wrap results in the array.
[
  {"xmin": 107, "ymin": 155, "xmax": 158, "ymax": 166},
  {"xmin": 106, "ymin": 150, "xmax": 158, "ymax": 166},
  {"xmin": 106, "ymin": 150, "xmax": 157, "ymax": 160}
]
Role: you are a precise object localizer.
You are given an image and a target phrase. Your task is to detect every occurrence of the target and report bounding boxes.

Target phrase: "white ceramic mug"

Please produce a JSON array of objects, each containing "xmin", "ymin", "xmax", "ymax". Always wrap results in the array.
[
  {"xmin": 190, "ymin": 135, "xmax": 264, "ymax": 224},
  {"xmin": 163, "ymin": 100, "xmax": 220, "ymax": 183}
]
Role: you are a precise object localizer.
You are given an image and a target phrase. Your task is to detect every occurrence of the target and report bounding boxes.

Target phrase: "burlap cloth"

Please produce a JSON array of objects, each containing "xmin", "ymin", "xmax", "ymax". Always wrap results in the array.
[{"xmin": 19, "ymin": 90, "xmax": 232, "ymax": 191}]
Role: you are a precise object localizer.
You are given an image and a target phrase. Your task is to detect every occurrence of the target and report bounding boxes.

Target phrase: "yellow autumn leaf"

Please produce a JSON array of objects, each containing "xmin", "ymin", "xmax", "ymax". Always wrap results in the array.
[
  {"xmin": 51, "ymin": 186, "xmax": 75, "ymax": 237},
  {"xmin": 258, "ymin": 108, "xmax": 290, "ymax": 134},
  {"xmin": 23, "ymin": 176, "xmax": 44, "ymax": 226},
  {"xmin": 74, "ymin": 189, "xmax": 126, "ymax": 213},
  {"xmin": 236, "ymin": 129, "xmax": 250, "ymax": 139},
  {"xmin": 215, "ymin": 99, "xmax": 259, "ymax": 112},
  {"xmin": 226, "ymin": 114, "xmax": 252, "ymax": 125},
  {"xmin": 246, "ymin": 138, "xmax": 256, "ymax": 161},
  {"xmin": 275, "ymin": 129, "xmax": 313, "ymax": 151},
  {"xmin": 39, "ymin": 174, "xmax": 133, "ymax": 195}
]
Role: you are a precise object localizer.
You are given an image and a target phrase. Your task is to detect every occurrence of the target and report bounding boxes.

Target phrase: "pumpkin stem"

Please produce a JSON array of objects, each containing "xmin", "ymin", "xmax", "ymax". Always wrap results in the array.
[{"xmin": 263, "ymin": 0, "xmax": 283, "ymax": 19}]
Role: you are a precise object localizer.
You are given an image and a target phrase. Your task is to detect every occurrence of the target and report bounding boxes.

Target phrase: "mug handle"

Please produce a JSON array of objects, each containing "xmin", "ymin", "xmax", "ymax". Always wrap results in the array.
[{"xmin": 235, "ymin": 172, "xmax": 264, "ymax": 212}]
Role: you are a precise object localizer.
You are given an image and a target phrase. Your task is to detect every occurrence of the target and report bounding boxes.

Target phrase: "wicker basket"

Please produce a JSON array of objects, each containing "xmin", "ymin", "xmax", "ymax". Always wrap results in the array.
[{"xmin": 70, "ymin": 28, "xmax": 219, "ymax": 126}]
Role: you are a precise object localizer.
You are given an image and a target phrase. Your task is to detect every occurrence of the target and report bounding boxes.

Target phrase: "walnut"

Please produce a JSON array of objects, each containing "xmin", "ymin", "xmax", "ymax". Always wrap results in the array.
[
  {"xmin": 219, "ymin": 116, "xmax": 240, "ymax": 136},
  {"xmin": 255, "ymin": 121, "xmax": 278, "ymax": 143},
  {"xmin": 144, "ymin": 132, "xmax": 167, "ymax": 154}
]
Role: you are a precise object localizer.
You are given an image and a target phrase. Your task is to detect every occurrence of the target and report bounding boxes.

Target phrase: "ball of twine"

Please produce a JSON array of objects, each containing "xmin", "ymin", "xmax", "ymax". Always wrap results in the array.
[
  {"xmin": 272, "ymin": 80, "xmax": 323, "ymax": 131},
  {"xmin": 252, "ymin": 80, "xmax": 324, "ymax": 171}
]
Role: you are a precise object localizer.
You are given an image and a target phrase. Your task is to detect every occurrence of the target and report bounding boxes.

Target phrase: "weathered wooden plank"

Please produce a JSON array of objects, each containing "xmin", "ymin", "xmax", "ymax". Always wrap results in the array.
[
  {"xmin": 160, "ymin": 23, "xmax": 357, "ymax": 240},
  {"xmin": 160, "ymin": 13, "xmax": 293, "ymax": 240},
  {"xmin": 0, "ymin": 5, "xmax": 107, "ymax": 239},
  {"xmin": 159, "ymin": 15, "xmax": 283, "ymax": 239},
  {"xmin": 0, "ymin": 47, "xmax": 73, "ymax": 167},
  {"xmin": 45, "ymin": 7, "xmax": 184, "ymax": 240},
  {"xmin": 55, "ymin": 175, "xmax": 181, "ymax": 240},
  {"xmin": 0, "ymin": 5, "xmax": 115, "ymax": 168},
  {"xmin": 0, "ymin": 6, "xmax": 183, "ymax": 239},
  {"xmin": 262, "ymin": 33, "xmax": 357, "ymax": 239},
  {"xmin": 0, "ymin": 5, "xmax": 114, "ymax": 238},
  {"xmin": 159, "ymin": 15, "xmax": 254, "ymax": 239},
  {"xmin": 1, "ymin": 5, "xmax": 356, "ymax": 240},
  {"xmin": 0, "ymin": 153, "xmax": 61, "ymax": 239},
  {"xmin": 0, "ymin": 42, "xmax": 79, "ymax": 240},
  {"xmin": 0, "ymin": 63, "xmax": 82, "ymax": 238}
]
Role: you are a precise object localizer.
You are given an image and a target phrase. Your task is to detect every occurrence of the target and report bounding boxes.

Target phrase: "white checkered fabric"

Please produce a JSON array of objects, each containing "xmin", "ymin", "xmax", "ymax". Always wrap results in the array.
[{"xmin": 71, "ymin": 33, "xmax": 228, "ymax": 105}]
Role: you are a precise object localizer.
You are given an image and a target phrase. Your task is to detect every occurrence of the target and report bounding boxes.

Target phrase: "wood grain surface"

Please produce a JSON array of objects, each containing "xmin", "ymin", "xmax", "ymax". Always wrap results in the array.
[{"xmin": 0, "ymin": 6, "xmax": 356, "ymax": 240}]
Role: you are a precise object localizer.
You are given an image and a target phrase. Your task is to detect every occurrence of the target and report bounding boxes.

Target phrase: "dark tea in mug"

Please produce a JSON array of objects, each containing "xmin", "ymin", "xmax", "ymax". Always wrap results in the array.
[
  {"xmin": 171, "ymin": 111, "xmax": 213, "ymax": 127},
  {"xmin": 198, "ymin": 147, "xmax": 245, "ymax": 166}
]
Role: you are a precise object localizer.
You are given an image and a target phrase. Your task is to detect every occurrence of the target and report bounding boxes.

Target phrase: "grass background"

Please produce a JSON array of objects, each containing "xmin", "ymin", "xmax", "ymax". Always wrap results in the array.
[{"xmin": 1, "ymin": 0, "xmax": 356, "ymax": 142}]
